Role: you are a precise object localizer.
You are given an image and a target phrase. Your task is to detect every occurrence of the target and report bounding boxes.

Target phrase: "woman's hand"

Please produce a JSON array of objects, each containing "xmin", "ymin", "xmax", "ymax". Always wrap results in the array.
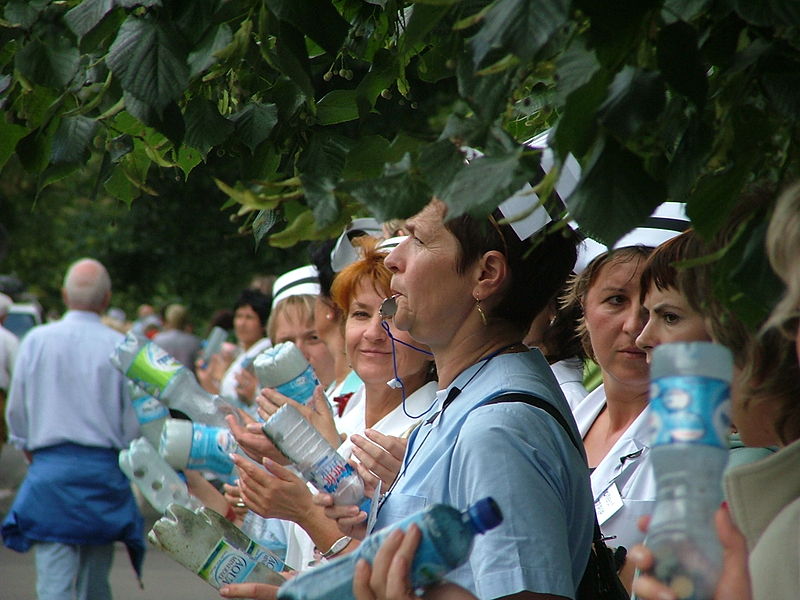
[
  {"xmin": 630, "ymin": 505, "xmax": 752, "ymax": 600},
  {"xmin": 195, "ymin": 354, "xmax": 222, "ymax": 394},
  {"xmin": 350, "ymin": 430, "xmax": 407, "ymax": 489},
  {"xmin": 226, "ymin": 413, "xmax": 289, "ymax": 465},
  {"xmin": 219, "ymin": 583, "xmax": 279, "ymax": 599},
  {"xmin": 353, "ymin": 525, "xmax": 475, "ymax": 600},
  {"xmin": 232, "ymin": 454, "xmax": 315, "ymax": 524},
  {"xmin": 221, "ymin": 482, "xmax": 248, "ymax": 524},
  {"xmin": 257, "ymin": 385, "xmax": 341, "ymax": 449},
  {"xmin": 313, "ymin": 492, "xmax": 368, "ymax": 541},
  {"xmin": 235, "ymin": 368, "xmax": 258, "ymax": 405}
]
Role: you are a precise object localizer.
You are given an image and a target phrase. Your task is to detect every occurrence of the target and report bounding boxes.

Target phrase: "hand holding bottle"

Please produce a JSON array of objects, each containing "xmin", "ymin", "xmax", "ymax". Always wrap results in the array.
[
  {"xmin": 631, "ymin": 504, "xmax": 752, "ymax": 600},
  {"xmin": 226, "ymin": 412, "xmax": 289, "ymax": 466},
  {"xmin": 257, "ymin": 385, "xmax": 341, "ymax": 449},
  {"xmin": 231, "ymin": 454, "xmax": 315, "ymax": 525},
  {"xmin": 313, "ymin": 491, "xmax": 369, "ymax": 541}
]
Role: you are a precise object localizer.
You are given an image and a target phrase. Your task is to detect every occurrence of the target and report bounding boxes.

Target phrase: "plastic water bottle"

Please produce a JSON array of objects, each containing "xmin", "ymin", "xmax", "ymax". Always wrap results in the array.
[
  {"xmin": 254, "ymin": 341, "xmax": 319, "ymax": 404},
  {"xmin": 119, "ymin": 437, "xmax": 202, "ymax": 513},
  {"xmin": 262, "ymin": 404, "xmax": 365, "ymax": 506},
  {"xmin": 110, "ymin": 331, "xmax": 239, "ymax": 428},
  {"xmin": 241, "ymin": 511, "xmax": 290, "ymax": 566},
  {"xmin": 645, "ymin": 341, "xmax": 733, "ymax": 600},
  {"xmin": 129, "ymin": 381, "xmax": 170, "ymax": 448},
  {"xmin": 200, "ymin": 326, "xmax": 228, "ymax": 367},
  {"xmin": 200, "ymin": 506, "xmax": 286, "ymax": 572},
  {"xmin": 159, "ymin": 418, "xmax": 238, "ymax": 478},
  {"xmin": 277, "ymin": 497, "xmax": 502, "ymax": 600},
  {"xmin": 148, "ymin": 503, "xmax": 285, "ymax": 589}
]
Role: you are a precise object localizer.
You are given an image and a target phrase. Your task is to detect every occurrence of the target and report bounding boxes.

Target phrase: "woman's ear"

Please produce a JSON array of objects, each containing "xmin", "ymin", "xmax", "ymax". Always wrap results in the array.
[{"xmin": 473, "ymin": 250, "xmax": 509, "ymax": 302}]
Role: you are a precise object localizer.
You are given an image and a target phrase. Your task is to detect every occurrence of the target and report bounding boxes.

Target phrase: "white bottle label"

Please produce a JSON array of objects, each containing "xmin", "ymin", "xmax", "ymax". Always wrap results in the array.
[{"xmin": 197, "ymin": 539, "xmax": 258, "ymax": 588}]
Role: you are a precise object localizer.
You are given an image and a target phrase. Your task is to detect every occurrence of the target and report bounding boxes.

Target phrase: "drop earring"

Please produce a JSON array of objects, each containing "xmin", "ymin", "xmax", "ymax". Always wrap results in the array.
[{"xmin": 475, "ymin": 296, "xmax": 488, "ymax": 326}]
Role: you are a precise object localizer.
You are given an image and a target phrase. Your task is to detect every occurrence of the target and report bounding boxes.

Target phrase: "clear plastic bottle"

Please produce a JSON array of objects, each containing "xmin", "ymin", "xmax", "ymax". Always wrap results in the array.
[
  {"xmin": 646, "ymin": 341, "xmax": 733, "ymax": 600},
  {"xmin": 148, "ymin": 503, "xmax": 286, "ymax": 589},
  {"xmin": 277, "ymin": 497, "xmax": 503, "ymax": 600},
  {"xmin": 119, "ymin": 437, "xmax": 202, "ymax": 513},
  {"xmin": 200, "ymin": 326, "xmax": 228, "ymax": 368},
  {"xmin": 110, "ymin": 331, "xmax": 239, "ymax": 428},
  {"xmin": 253, "ymin": 341, "xmax": 319, "ymax": 404},
  {"xmin": 128, "ymin": 381, "xmax": 169, "ymax": 448},
  {"xmin": 241, "ymin": 511, "xmax": 290, "ymax": 567},
  {"xmin": 262, "ymin": 404, "xmax": 365, "ymax": 506},
  {"xmin": 159, "ymin": 418, "xmax": 238, "ymax": 478}
]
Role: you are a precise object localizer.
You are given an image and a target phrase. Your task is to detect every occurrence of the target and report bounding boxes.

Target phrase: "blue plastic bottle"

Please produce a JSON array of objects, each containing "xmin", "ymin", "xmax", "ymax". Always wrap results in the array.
[
  {"xmin": 646, "ymin": 341, "xmax": 733, "ymax": 600},
  {"xmin": 277, "ymin": 497, "xmax": 502, "ymax": 600}
]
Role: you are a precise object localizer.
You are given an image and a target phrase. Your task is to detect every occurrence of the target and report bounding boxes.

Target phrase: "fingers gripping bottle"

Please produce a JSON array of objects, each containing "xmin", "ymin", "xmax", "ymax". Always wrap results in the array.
[
  {"xmin": 159, "ymin": 418, "xmax": 238, "ymax": 479},
  {"xmin": 277, "ymin": 497, "xmax": 503, "ymax": 600},
  {"xmin": 128, "ymin": 381, "xmax": 169, "ymax": 448},
  {"xmin": 646, "ymin": 342, "xmax": 733, "ymax": 600},
  {"xmin": 262, "ymin": 404, "xmax": 366, "ymax": 506},
  {"xmin": 253, "ymin": 341, "xmax": 319, "ymax": 405},
  {"xmin": 119, "ymin": 437, "xmax": 202, "ymax": 514},
  {"xmin": 110, "ymin": 331, "xmax": 239, "ymax": 429},
  {"xmin": 148, "ymin": 503, "xmax": 285, "ymax": 590}
]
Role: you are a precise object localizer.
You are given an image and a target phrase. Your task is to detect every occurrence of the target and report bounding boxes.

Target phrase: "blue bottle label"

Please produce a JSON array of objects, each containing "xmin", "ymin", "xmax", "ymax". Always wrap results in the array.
[
  {"xmin": 188, "ymin": 424, "xmax": 237, "ymax": 474},
  {"xmin": 649, "ymin": 375, "xmax": 731, "ymax": 447},
  {"xmin": 132, "ymin": 394, "xmax": 169, "ymax": 425},
  {"xmin": 310, "ymin": 454, "xmax": 356, "ymax": 494},
  {"xmin": 275, "ymin": 364, "xmax": 318, "ymax": 405}
]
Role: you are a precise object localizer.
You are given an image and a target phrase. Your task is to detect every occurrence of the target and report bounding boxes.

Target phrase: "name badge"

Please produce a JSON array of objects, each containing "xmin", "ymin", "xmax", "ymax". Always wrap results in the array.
[{"xmin": 595, "ymin": 482, "xmax": 624, "ymax": 525}]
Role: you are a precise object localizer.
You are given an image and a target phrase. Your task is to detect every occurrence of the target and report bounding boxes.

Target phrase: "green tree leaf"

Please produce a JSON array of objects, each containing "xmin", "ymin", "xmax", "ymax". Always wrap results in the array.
[
  {"xmin": 657, "ymin": 21, "xmax": 707, "ymax": 107},
  {"xmin": 440, "ymin": 150, "xmax": 532, "ymax": 219},
  {"xmin": 187, "ymin": 23, "xmax": 233, "ymax": 78},
  {"xmin": 15, "ymin": 38, "xmax": 80, "ymax": 89},
  {"xmin": 51, "ymin": 116, "xmax": 99, "ymax": 164},
  {"xmin": 301, "ymin": 174, "xmax": 339, "ymax": 228},
  {"xmin": 342, "ymin": 135, "xmax": 392, "ymax": 180},
  {"xmin": 470, "ymin": 0, "xmax": 569, "ymax": 68},
  {"xmin": 184, "ymin": 98, "xmax": 234, "ymax": 156},
  {"xmin": 596, "ymin": 66, "xmax": 665, "ymax": 139},
  {"xmin": 125, "ymin": 93, "xmax": 185, "ymax": 148},
  {"xmin": 231, "ymin": 102, "xmax": 279, "ymax": 154},
  {"xmin": 0, "ymin": 120, "xmax": 28, "ymax": 172},
  {"xmin": 264, "ymin": 0, "xmax": 349, "ymax": 56},
  {"xmin": 64, "ymin": 0, "xmax": 115, "ymax": 40},
  {"xmin": 316, "ymin": 90, "xmax": 359, "ymax": 125},
  {"xmin": 4, "ymin": 0, "xmax": 48, "ymax": 30},
  {"xmin": 16, "ymin": 121, "xmax": 57, "ymax": 174},
  {"xmin": 554, "ymin": 38, "xmax": 601, "ymax": 103},
  {"xmin": 176, "ymin": 146, "xmax": 203, "ymax": 180},
  {"xmin": 270, "ymin": 20, "xmax": 315, "ymax": 103},
  {"xmin": 104, "ymin": 163, "xmax": 139, "ymax": 206},
  {"xmin": 577, "ymin": 0, "xmax": 660, "ymax": 68},
  {"xmin": 567, "ymin": 136, "xmax": 666, "ymax": 246},
  {"xmin": 107, "ymin": 15, "xmax": 189, "ymax": 112},
  {"xmin": 343, "ymin": 156, "xmax": 431, "ymax": 222},
  {"xmin": 733, "ymin": 0, "xmax": 800, "ymax": 27}
]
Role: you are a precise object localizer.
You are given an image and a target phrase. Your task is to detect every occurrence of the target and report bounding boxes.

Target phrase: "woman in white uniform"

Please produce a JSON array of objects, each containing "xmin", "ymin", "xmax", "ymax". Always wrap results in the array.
[{"xmin": 564, "ymin": 245, "xmax": 654, "ymax": 587}]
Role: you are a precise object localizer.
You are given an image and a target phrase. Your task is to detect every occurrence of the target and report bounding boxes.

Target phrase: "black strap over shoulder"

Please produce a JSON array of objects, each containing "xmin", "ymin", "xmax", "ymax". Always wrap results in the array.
[{"xmin": 483, "ymin": 392, "xmax": 630, "ymax": 600}]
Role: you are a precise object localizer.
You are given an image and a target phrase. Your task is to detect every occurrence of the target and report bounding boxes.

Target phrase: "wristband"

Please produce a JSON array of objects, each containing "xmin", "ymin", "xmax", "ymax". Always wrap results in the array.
[{"xmin": 321, "ymin": 535, "xmax": 351, "ymax": 559}]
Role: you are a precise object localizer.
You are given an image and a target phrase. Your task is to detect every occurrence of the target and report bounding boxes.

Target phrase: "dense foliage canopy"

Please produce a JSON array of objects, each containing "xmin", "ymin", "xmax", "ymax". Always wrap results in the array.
[{"xmin": 2, "ymin": 0, "xmax": 799, "ymax": 325}]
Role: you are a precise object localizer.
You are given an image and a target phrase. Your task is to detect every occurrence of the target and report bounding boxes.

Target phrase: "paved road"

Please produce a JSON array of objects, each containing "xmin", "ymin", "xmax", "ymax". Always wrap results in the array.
[{"xmin": 0, "ymin": 444, "xmax": 220, "ymax": 600}]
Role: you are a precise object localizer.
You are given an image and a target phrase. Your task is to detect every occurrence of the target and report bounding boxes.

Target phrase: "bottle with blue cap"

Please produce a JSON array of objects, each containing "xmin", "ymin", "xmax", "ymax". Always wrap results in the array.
[
  {"xmin": 645, "ymin": 341, "xmax": 733, "ymax": 600},
  {"xmin": 262, "ymin": 404, "xmax": 366, "ymax": 507},
  {"xmin": 277, "ymin": 497, "xmax": 503, "ymax": 600},
  {"xmin": 253, "ymin": 341, "xmax": 319, "ymax": 405},
  {"xmin": 159, "ymin": 418, "xmax": 238, "ymax": 480}
]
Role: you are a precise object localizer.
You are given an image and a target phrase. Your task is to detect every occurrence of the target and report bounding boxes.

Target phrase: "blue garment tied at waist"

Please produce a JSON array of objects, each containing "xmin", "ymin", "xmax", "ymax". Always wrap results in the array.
[{"xmin": 1, "ymin": 443, "xmax": 145, "ymax": 580}]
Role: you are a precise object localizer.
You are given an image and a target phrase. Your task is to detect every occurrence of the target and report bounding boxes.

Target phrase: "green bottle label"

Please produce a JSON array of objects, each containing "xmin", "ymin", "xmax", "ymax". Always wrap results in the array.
[{"xmin": 126, "ymin": 343, "xmax": 184, "ymax": 394}]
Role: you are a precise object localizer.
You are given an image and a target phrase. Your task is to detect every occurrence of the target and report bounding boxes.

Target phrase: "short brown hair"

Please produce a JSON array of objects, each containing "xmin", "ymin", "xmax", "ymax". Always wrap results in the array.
[
  {"xmin": 444, "ymin": 209, "xmax": 579, "ymax": 333},
  {"xmin": 330, "ymin": 237, "xmax": 392, "ymax": 314},
  {"xmin": 638, "ymin": 230, "xmax": 705, "ymax": 307}
]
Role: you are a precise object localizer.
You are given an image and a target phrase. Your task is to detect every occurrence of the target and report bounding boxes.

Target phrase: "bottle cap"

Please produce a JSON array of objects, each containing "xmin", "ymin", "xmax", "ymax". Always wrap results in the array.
[
  {"xmin": 254, "ymin": 342, "xmax": 309, "ymax": 387},
  {"xmin": 651, "ymin": 341, "xmax": 733, "ymax": 382},
  {"xmin": 159, "ymin": 419, "xmax": 193, "ymax": 470},
  {"xmin": 468, "ymin": 497, "xmax": 503, "ymax": 533}
]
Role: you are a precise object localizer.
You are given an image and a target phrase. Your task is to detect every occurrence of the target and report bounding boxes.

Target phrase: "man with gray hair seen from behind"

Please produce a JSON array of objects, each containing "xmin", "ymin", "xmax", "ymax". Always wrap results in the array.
[
  {"xmin": 1, "ymin": 258, "xmax": 145, "ymax": 600},
  {"xmin": 0, "ymin": 292, "xmax": 19, "ymax": 444},
  {"xmin": 153, "ymin": 303, "xmax": 202, "ymax": 369}
]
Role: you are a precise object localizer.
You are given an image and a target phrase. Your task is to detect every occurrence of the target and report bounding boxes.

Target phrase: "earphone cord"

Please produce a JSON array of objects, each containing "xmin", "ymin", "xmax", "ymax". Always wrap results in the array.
[{"xmin": 380, "ymin": 320, "xmax": 437, "ymax": 419}]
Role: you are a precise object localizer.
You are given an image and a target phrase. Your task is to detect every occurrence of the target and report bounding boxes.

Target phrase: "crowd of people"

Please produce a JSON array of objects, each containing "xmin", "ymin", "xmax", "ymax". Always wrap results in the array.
[{"xmin": 1, "ymin": 182, "xmax": 799, "ymax": 600}]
